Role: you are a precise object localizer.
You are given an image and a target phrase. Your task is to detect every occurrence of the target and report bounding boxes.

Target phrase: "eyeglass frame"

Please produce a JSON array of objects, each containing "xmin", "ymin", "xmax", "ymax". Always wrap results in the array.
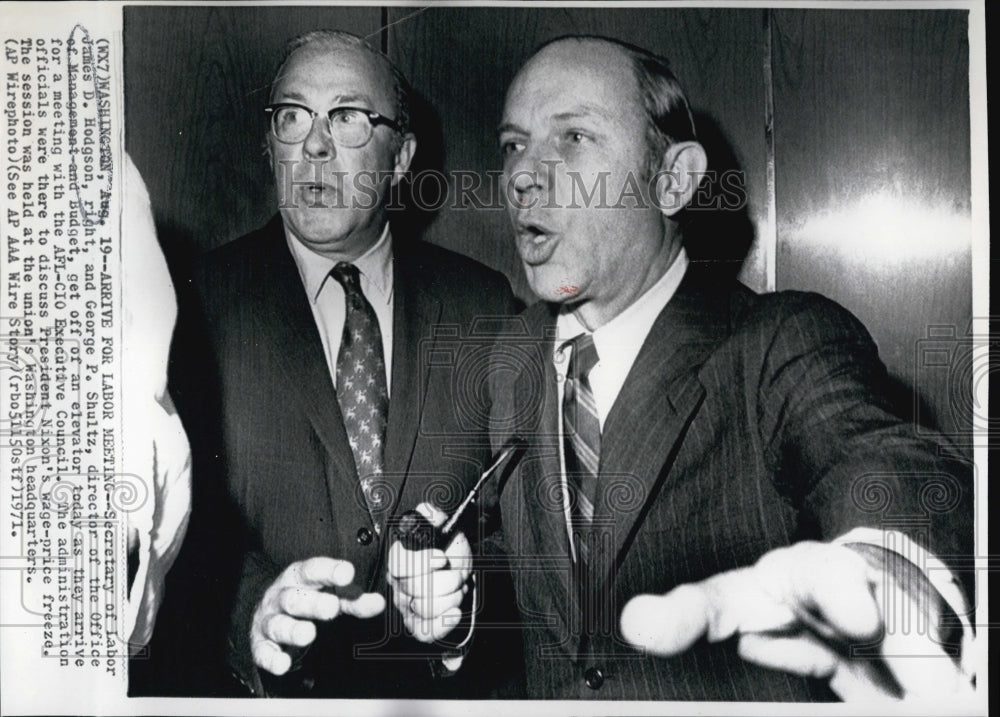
[{"xmin": 264, "ymin": 102, "xmax": 402, "ymax": 148}]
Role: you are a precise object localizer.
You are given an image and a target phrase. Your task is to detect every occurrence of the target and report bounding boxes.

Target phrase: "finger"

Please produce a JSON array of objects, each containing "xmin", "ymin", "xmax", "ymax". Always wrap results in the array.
[
  {"xmin": 442, "ymin": 530, "xmax": 473, "ymax": 577},
  {"xmin": 387, "ymin": 541, "xmax": 433, "ymax": 578},
  {"xmin": 392, "ymin": 569, "xmax": 466, "ymax": 598},
  {"xmin": 408, "ymin": 588, "xmax": 465, "ymax": 620},
  {"xmin": 278, "ymin": 586, "xmax": 342, "ymax": 621},
  {"xmin": 620, "ymin": 587, "xmax": 710, "ymax": 656},
  {"xmin": 405, "ymin": 606, "xmax": 464, "ymax": 644},
  {"xmin": 262, "ymin": 613, "xmax": 316, "ymax": 647},
  {"xmin": 387, "ymin": 542, "xmax": 447, "ymax": 579},
  {"xmin": 770, "ymin": 543, "xmax": 881, "ymax": 642},
  {"xmin": 401, "ymin": 610, "xmax": 436, "ymax": 644},
  {"xmin": 338, "ymin": 591, "xmax": 386, "ymax": 619},
  {"xmin": 391, "ymin": 582, "xmax": 412, "ymax": 614},
  {"xmin": 876, "ymin": 577, "xmax": 971, "ymax": 699},
  {"xmin": 252, "ymin": 639, "xmax": 292, "ymax": 676},
  {"xmin": 284, "ymin": 556, "xmax": 355, "ymax": 589},
  {"xmin": 829, "ymin": 655, "xmax": 906, "ymax": 702},
  {"xmin": 737, "ymin": 631, "xmax": 840, "ymax": 680},
  {"xmin": 621, "ymin": 570, "xmax": 794, "ymax": 656},
  {"xmin": 415, "ymin": 502, "xmax": 448, "ymax": 529}
]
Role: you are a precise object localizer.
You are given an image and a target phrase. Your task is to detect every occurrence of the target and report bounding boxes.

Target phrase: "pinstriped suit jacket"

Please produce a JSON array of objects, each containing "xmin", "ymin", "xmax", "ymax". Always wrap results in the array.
[
  {"xmin": 485, "ymin": 265, "xmax": 972, "ymax": 700},
  {"xmin": 172, "ymin": 215, "xmax": 520, "ymax": 697}
]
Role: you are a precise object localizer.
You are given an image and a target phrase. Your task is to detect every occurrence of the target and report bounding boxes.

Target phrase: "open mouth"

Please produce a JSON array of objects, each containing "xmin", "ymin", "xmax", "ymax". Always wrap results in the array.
[
  {"xmin": 291, "ymin": 180, "xmax": 342, "ymax": 208},
  {"xmin": 304, "ymin": 181, "xmax": 335, "ymax": 194},
  {"xmin": 515, "ymin": 219, "xmax": 559, "ymax": 264},
  {"xmin": 521, "ymin": 224, "xmax": 547, "ymax": 243},
  {"xmin": 517, "ymin": 218, "xmax": 554, "ymax": 242}
]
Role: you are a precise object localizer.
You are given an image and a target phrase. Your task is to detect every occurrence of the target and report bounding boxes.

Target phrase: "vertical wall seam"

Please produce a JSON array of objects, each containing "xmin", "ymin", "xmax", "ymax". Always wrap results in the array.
[
  {"xmin": 763, "ymin": 8, "xmax": 777, "ymax": 292},
  {"xmin": 380, "ymin": 6, "xmax": 389, "ymax": 54}
]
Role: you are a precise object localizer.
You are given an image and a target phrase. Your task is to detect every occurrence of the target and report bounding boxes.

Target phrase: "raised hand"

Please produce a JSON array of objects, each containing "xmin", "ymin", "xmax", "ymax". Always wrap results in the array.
[
  {"xmin": 620, "ymin": 541, "xmax": 973, "ymax": 701},
  {"xmin": 251, "ymin": 556, "xmax": 385, "ymax": 675}
]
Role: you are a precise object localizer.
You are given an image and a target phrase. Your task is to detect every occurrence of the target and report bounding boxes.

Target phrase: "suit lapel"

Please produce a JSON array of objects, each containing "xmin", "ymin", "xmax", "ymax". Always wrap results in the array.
[
  {"xmin": 253, "ymin": 217, "xmax": 360, "ymax": 522},
  {"xmin": 589, "ymin": 271, "xmax": 729, "ymax": 599},
  {"xmin": 511, "ymin": 304, "xmax": 583, "ymax": 654},
  {"xmin": 382, "ymin": 242, "xmax": 442, "ymax": 523}
]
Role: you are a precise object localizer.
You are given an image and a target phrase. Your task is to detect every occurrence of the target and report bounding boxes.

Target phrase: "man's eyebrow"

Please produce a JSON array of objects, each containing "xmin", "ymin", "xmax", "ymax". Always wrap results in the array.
[
  {"xmin": 496, "ymin": 107, "xmax": 614, "ymax": 137},
  {"xmin": 334, "ymin": 93, "xmax": 377, "ymax": 107},
  {"xmin": 497, "ymin": 122, "xmax": 527, "ymax": 137},
  {"xmin": 273, "ymin": 91, "xmax": 308, "ymax": 103},
  {"xmin": 270, "ymin": 91, "xmax": 379, "ymax": 108},
  {"xmin": 552, "ymin": 105, "xmax": 613, "ymax": 122}
]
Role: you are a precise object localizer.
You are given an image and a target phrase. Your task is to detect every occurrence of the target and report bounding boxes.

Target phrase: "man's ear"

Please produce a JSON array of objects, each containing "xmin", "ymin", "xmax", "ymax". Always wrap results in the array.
[
  {"xmin": 391, "ymin": 133, "xmax": 417, "ymax": 187},
  {"xmin": 653, "ymin": 141, "xmax": 708, "ymax": 218}
]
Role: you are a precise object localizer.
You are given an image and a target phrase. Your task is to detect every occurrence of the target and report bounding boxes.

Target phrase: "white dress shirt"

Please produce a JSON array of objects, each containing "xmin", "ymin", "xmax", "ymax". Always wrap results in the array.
[
  {"xmin": 553, "ymin": 248, "xmax": 690, "ymax": 429},
  {"xmin": 285, "ymin": 225, "xmax": 394, "ymax": 393},
  {"xmin": 552, "ymin": 248, "xmax": 688, "ymax": 561}
]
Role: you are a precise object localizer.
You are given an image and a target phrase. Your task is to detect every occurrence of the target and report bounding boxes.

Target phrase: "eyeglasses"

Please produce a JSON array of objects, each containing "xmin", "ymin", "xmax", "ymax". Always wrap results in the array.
[{"xmin": 264, "ymin": 102, "xmax": 402, "ymax": 148}]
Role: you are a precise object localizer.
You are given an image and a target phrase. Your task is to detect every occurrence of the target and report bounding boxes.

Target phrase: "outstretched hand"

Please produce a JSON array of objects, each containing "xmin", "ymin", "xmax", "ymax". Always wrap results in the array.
[{"xmin": 620, "ymin": 541, "xmax": 972, "ymax": 701}]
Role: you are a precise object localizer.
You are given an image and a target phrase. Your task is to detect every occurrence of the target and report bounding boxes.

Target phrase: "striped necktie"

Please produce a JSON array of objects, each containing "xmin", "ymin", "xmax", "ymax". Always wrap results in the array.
[
  {"xmin": 562, "ymin": 333, "xmax": 600, "ymax": 560},
  {"xmin": 330, "ymin": 262, "xmax": 389, "ymax": 532}
]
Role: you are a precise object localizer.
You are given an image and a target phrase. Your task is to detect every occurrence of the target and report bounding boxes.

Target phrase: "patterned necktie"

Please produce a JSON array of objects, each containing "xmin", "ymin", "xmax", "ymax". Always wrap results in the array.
[
  {"xmin": 330, "ymin": 262, "xmax": 389, "ymax": 531},
  {"xmin": 562, "ymin": 333, "xmax": 601, "ymax": 560}
]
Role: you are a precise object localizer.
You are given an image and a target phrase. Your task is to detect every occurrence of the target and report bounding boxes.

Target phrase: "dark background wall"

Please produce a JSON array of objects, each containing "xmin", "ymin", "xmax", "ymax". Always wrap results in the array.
[{"xmin": 124, "ymin": 5, "xmax": 972, "ymax": 448}]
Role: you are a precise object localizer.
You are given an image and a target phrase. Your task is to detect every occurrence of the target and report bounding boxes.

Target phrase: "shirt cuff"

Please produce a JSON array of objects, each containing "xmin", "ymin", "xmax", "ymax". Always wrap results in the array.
[{"xmin": 832, "ymin": 527, "xmax": 975, "ymax": 680}]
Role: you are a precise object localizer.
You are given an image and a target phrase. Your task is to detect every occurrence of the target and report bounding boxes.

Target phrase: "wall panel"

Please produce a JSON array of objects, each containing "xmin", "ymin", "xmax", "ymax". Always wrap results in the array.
[{"xmin": 772, "ymin": 9, "xmax": 971, "ymax": 443}]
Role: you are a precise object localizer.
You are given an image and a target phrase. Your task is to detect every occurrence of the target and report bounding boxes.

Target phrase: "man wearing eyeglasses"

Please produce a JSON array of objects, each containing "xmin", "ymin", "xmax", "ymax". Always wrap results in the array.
[{"xmin": 174, "ymin": 30, "xmax": 517, "ymax": 697}]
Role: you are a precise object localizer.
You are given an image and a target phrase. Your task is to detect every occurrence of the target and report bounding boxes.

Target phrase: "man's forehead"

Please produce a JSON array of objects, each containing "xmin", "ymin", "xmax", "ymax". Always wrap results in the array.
[
  {"xmin": 498, "ymin": 104, "xmax": 617, "ymax": 137},
  {"xmin": 271, "ymin": 44, "xmax": 393, "ymax": 102},
  {"xmin": 504, "ymin": 40, "xmax": 638, "ymax": 119},
  {"xmin": 527, "ymin": 40, "xmax": 630, "ymax": 77}
]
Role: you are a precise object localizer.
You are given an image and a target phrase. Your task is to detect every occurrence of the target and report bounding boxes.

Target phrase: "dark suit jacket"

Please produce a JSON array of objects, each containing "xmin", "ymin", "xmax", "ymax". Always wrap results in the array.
[
  {"xmin": 172, "ymin": 214, "xmax": 520, "ymax": 697},
  {"xmin": 486, "ymin": 264, "xmax": 972, "ymax": 700}
]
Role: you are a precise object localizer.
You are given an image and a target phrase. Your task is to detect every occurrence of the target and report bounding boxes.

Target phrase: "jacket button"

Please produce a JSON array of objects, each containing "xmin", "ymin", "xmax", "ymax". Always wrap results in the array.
[
  {"xmin": 584, "ymin": 666, "xmax": 604, "ymax": 690},
  {"xmin": 356, "ymin": 527, "xmax": 373, "ymax": 545}
]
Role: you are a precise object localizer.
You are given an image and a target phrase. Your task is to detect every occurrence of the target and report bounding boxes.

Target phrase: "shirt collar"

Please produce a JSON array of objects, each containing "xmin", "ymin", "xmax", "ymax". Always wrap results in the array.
[
  {"xmin": 556, "ymin": 247, "xmax": 689, "ymax": 361},
  {"xmin": 285, "ymin": 222, "xmax": 394, "ymax": 306}
]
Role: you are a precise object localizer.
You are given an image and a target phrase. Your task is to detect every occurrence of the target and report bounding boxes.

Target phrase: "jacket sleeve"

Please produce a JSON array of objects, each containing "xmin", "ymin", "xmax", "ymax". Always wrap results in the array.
[
  {"xmin": 753, "ymin": 293, "xmax": 973, "ymax": 595},
  {"xmin": 225, "ymin": 547, "xmax": 282, "ymax": 694}
]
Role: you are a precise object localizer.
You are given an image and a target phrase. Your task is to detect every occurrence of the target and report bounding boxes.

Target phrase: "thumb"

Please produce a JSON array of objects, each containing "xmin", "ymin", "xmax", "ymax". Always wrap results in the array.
[
  {"xmin": 415, "ymin": 501, "xmax": 448, "ymax": 528},
  {"xmin": 338, "ymin": 591, "xmax": 387, "ymax": 619}
]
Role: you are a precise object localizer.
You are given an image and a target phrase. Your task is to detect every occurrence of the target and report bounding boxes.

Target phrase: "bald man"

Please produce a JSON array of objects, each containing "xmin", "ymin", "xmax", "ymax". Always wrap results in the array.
[{"xmin": 391, "ymin": 35, "xmax": 974, "ymax": 702}]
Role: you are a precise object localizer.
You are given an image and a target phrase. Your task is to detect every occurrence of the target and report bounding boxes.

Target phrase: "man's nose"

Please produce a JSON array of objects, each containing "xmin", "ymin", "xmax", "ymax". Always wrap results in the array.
[
  {"xmin": 508, "ymin": 148, "xmax": 552, "ymax": 203},
  {"xmin": 302, "ymin": 115, "xmax": 336, "ymax": 160}
]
